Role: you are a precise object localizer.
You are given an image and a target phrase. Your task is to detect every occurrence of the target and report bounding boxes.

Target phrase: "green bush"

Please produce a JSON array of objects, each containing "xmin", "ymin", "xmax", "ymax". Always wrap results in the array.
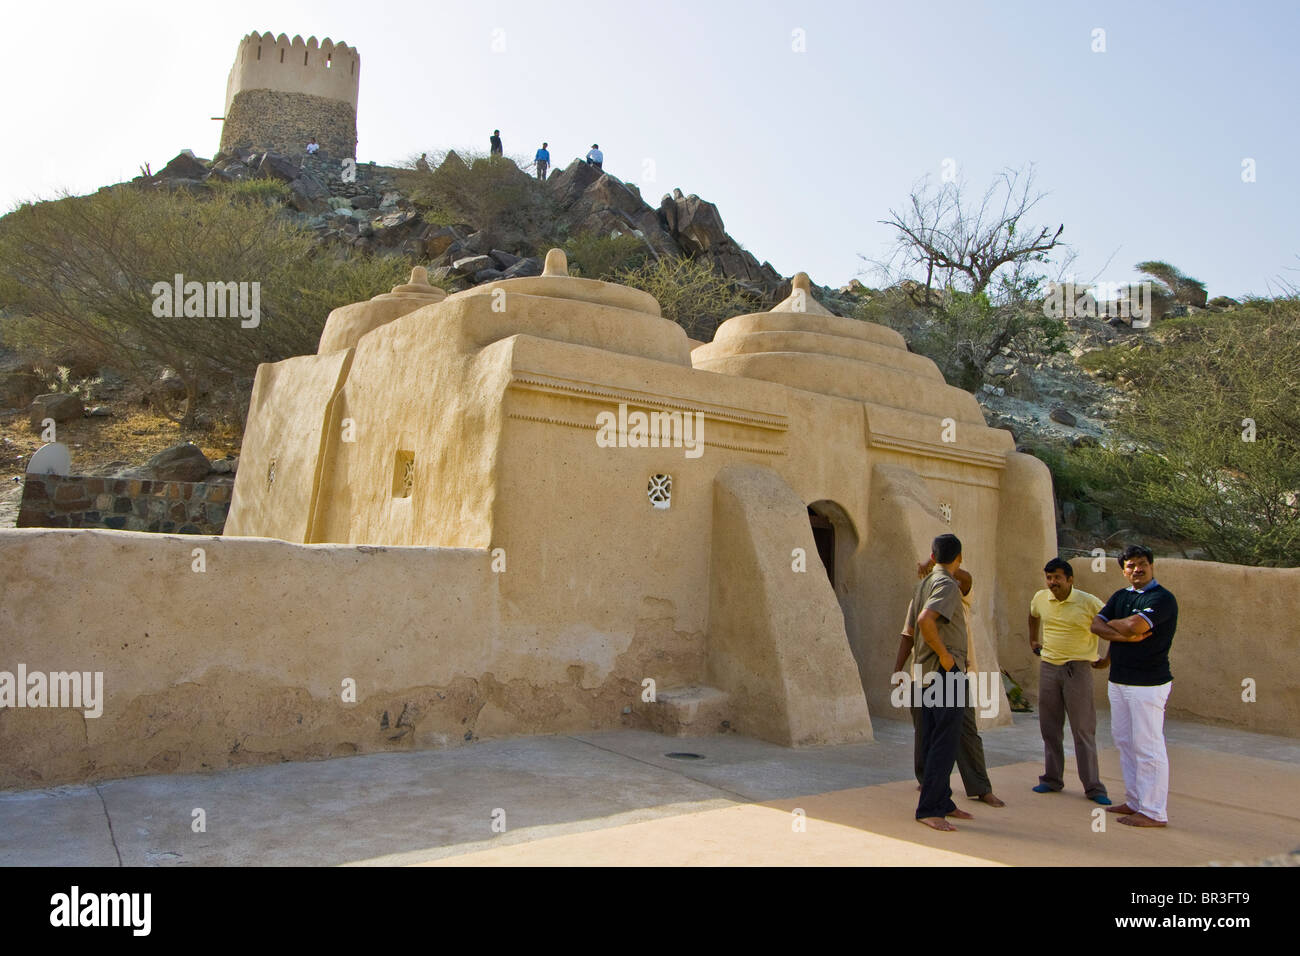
[
  {"xmin": 564, "ymin": 233, "xmax": 649, "ymax": 280},
  {"xmin": 395, "ymin": 150, "xmax": 561, "ymax": 252},
  {"xmin": 613, "ymin": 256, "xmax": 754, "ymax": 341},
  {"xmin": 862, "ymin": 288, "xmax": 1066, "ymax": 392},
  {"xmin": 0, "ymin": 185, "xmax": 414, "ymax": 425},
  {"xmin": 1049, "ymin": 298, "xmax": 1300, "ymax": 566},
  {"xmin": 215, "ymin": 178, "xmax": 291, "ymax": 205}
]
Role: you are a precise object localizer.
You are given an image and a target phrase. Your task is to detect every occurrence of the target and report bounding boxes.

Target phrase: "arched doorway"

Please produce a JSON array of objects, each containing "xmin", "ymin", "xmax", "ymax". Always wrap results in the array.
[
  {"xmin": 808, "ymin": 500, "xmax": 869, "ymax": 704},
  {"xmin": 807, "ymin": 506, "xmax": 836, "ymax": 586}
]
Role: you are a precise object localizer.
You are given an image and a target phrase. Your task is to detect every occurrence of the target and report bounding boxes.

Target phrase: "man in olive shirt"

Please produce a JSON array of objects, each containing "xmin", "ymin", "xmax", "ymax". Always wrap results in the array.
[
  {"xmin": 1091, "ymin": 544, "xmax": 1178, "ymax": 828},
  {"xmin": 1028, "ymin": 558, "xmax": 1110, "ymax": 803},
  {"xmin": 904, "ymin": 533, "xmax": 972, "ymax": 831},
  {"xmin": 896, "ymin": 559, "xmax": 1004, "ymax": 807}
]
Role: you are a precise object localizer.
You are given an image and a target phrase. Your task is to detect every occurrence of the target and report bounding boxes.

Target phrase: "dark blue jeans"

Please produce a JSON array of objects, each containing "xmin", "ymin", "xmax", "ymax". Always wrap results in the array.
[{"xmin": 916, "ymin": 664, "xmax": 964, "ymax": 819}]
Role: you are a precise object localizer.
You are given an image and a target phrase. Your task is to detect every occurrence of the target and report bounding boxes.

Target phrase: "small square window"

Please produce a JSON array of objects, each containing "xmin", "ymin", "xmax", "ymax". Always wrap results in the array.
[{"xmin": 648, "ymin": 474, "xmax": 672, "ymax": 510}]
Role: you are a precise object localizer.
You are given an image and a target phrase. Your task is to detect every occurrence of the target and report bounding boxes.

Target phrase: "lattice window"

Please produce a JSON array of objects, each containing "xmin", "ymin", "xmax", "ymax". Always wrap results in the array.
[
  {"xmin": 266, "ymin": 458, "xmax": 277, "ymax": 488},
  {"xmin": 939, "ymin": 501, "xmax": 952, "ymax": 524},
  {"xmin": 648, "ymin": 474, "xmax": 672, "ymax": 510}
]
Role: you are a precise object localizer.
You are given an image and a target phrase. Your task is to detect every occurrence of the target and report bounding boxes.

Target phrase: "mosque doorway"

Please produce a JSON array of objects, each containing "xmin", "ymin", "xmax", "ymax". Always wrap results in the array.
[
  {"xmin": 808, "ymin": 507, "xmax": 835, "ymax": 586},
  {"xmin": 807, "ymin": 500, "xmax": 868, "ymax": 702}
]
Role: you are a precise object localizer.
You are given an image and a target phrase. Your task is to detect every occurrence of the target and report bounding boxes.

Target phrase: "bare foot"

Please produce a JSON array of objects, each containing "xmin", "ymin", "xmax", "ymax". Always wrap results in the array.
[
  {"xmin": 1118, "ymin": 812, "xmax": 1167, "ymax": 828},
  {"xmin": 976, "ymin": 793, "xmax": 1005, "ymax": 807},
  {"xmin": 1107, "ymin": 803, "xmax": 1137, "ymax": 814},
  {"xmin": 918, "ymin": 816, "xmax": 958, "ymax": 831},
  {"xmin": 947, "ymin": 808, "xmax": 974, "ymax": 819}
]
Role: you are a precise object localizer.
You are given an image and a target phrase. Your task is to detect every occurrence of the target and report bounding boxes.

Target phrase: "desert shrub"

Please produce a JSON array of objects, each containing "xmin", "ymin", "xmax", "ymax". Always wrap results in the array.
[
  {"xmin": 1053, "ymin": 298, "xmax": 1300, "ymax": 565},
  {"xmin": 564, "ymin": 233, "xmax": 649, "ymax": 279},
  {"xmin": 861, "ymin": 288, "xmax": 1066, "ymax": 392},
  {"xmin": 216, "ymin": 178, "xmax": 291, "ymax": 205},
  {"xmin": 395, "ymin": 150, "xmax": 561, "ymax": 252},
  {"xmin": 613, "ymin": 256, "xmax": 754, "ymax": 341},
  {"xmin": 0, "ymin": 185, "xmax": 412, "ymax": 425}
]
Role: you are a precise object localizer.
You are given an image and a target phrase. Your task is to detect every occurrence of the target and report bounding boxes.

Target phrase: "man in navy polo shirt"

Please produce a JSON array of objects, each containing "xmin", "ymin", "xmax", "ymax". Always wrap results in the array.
[{"xmin": 1091, "ymin": 544, "xmax": 1178, "ymax": 828}]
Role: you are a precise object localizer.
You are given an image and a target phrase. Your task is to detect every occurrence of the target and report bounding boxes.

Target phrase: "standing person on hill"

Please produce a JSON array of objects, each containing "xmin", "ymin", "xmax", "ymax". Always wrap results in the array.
[
  {"xmin": 535, "ymin": 142, "xmax": 550, "ymax": 180},
  {"xmin": 490, "ymin": 130, "xmax": 503, "ymax": 157},
  {"xmin": 1028, "ymin": 557, "xmax": 1111, "ymax": 804},
  {"xmin": 1091, "ymin": 545, "xmax": 1178, "ymax": 828}
]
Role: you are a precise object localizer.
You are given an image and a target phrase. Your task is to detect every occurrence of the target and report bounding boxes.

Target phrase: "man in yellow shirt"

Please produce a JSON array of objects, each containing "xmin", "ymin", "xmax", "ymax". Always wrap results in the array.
[{"xmin": 1027, "ymin": 557, "xmax": 1111, "ymax": 804}]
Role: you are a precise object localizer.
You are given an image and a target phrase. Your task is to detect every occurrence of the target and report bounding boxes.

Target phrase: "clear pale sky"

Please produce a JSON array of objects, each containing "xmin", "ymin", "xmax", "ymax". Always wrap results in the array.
[{"xmin": 4, "ymin": 0, "xmax": 1295, "ymax": 298}]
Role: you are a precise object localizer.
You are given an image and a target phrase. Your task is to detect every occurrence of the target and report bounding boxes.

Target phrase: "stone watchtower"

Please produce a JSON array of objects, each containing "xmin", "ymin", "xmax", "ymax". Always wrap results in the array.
[{"xmin": 219, "ymin": 32, "xmax": 359, "ymax": 158}]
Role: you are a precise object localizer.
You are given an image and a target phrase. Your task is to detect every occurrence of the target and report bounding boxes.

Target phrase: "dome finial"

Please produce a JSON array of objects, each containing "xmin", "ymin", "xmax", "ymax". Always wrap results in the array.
[{"xmin": 543, "ymin": 248, "xmax": 569, "ymax": 277}]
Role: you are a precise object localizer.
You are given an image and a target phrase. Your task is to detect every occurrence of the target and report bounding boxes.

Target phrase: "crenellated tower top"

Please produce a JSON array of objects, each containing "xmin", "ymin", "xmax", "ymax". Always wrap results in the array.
[{"xmin": 224, "ymin": 32, "xmax": 360, "ymax": 117}]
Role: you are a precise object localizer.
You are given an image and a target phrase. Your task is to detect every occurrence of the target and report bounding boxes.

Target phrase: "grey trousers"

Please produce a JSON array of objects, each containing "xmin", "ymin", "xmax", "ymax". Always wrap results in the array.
[
  {"xmin": 911, "ymin": 702, "xmax": 992, "ymax": 797},
  {"xmin": 1038, "ymin": 659, "xmax": 1107, "ymax": 797}
]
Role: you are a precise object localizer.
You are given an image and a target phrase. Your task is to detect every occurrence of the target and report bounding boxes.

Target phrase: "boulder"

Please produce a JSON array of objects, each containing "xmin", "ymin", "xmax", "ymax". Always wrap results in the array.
[
  {"xmin": 28, "ymin": 393, "xmax": 84, "ymax": 429},
  {"xmin": 288, "ymin": 173, "xmax": 330, "ymax": 214},
  {"xmin": 453, "ymin": 255, "xmax": 494, "ymax": 275},
  {"xmin": 502, "ymin": 257, "xmax": 543, "ymax": 279},
  {"xmin": 257, "ymin": 151, "xmax": 301, "ymax": 183},
  {"xmin": 473, "ymin": 268, "xmax": 507, "ymax": 283},
  {"xmin": 489, "ymin": 249, "xmax": 521, "ymax": 270},
  {"xmin": 665, "ymin": 193, "xmax": 729, "ymax": 255},
  {"xmin": 136, "ymin": 443, "xmax": 211, "ymax": 482},
  {"xmin": 350, "ymin": 194, "xmax": 377, "ymax": 210},
  {"xmin": 1, "ymin": 369, "xmax": 44, "ymax": 408},
  {"xmin": 156, "ymin": 151, "xmax": 209, "ymax": 181},
  {"xmin": 462, "ymin": 230, "xmax": 491, "ymax": 255},
  {"xmin": 155, "ymin": 368, "xmax": 187, "ymax": 398},
  {"xmin": 547, "ymin": 160, "xmax": 605, "ymax": 210},
  {"xmin": 584, "ymin": 175, "xmax": 647, "ymax": 219},
  {"xmin": 376, "ymin": 209, "xmax": 420, "ymax": 234},
  {"xmin": 1049, "ymin": 405, "xmax": 1078, "ymax": 427},
  {"xmin": 422, "ymin": 225, "xmax": 463, "ymax": 258}
]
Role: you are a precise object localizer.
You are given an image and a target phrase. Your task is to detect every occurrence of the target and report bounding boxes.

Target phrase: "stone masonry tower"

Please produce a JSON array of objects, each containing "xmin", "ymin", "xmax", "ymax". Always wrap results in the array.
[{"xmin": 219, "ymin": 32, "xmax": 360, "ymax": 158}]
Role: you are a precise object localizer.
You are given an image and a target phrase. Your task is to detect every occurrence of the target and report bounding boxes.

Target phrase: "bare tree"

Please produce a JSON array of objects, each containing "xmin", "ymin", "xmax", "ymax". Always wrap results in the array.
[{"xmin": 876, "ymin": 165, "xmax": 1064, "ymax": 304}]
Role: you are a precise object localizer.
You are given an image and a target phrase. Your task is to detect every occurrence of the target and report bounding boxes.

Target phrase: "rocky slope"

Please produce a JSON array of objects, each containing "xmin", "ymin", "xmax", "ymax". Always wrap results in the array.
[{"xmin": 147, "ymin": 147, "xmax": 796, "ymax": 305}]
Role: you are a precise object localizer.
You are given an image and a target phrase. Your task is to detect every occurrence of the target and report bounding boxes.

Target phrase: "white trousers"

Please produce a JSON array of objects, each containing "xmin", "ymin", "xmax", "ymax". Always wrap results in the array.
[{"xmin": 1108, "ymin": 680, "xmax": 1173, "ymax": 822}]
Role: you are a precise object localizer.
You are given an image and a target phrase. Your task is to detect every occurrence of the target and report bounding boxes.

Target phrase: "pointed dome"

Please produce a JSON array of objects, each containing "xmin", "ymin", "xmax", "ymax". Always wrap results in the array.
[
  {"xmin": 317, "ymin": 267, "xmax": 447, "ymax": 353},
  {"xmin": 770, "ymin": 273, "xmax": 835, "ymax": 316},
  {"xmin": 443, "ymin": 248, "xmax": 691, "ymax": 365},
  {"xmin": 692, "ymin": 269, "xmax": 988, "ymax": 426}
]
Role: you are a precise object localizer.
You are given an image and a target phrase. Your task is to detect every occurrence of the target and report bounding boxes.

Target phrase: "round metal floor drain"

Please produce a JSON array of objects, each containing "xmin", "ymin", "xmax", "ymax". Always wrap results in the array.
[{"xmin": 665, "ymin": 752, "xmax": 704, "ymax": 760}]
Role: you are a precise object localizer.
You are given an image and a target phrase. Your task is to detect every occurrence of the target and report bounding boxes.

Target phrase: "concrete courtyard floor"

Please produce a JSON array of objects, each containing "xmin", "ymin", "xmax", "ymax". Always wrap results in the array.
[{"xmin": 2, "ymin": 713, "xmax": 1297, "ymax": 866}]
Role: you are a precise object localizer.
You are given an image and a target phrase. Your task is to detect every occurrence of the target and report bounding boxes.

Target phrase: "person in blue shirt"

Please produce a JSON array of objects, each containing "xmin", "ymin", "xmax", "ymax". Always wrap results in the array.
[
  {"xmin": 585, "ymin": 144, "xmax": 603, "ymax": 169},
  {"xmin": 490, "ymin": 130, "xmax": 503, "ymax": 157},
  {"xmin": 1091, "ymin": 544, "xmax": 1179, "ymax": 828},
  {"xmin": 535, "ymin": 142, "xmax": 550, "ymax": 180}
]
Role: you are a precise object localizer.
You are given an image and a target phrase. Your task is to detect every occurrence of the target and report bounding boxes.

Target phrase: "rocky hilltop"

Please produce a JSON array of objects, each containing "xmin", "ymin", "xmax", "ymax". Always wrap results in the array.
[{"xmin": 145, "ymin": 147, "xmax": 793, "ymax": 304}]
